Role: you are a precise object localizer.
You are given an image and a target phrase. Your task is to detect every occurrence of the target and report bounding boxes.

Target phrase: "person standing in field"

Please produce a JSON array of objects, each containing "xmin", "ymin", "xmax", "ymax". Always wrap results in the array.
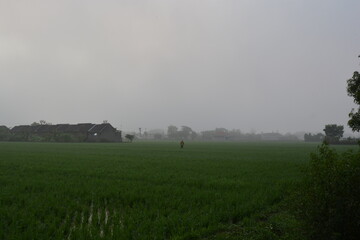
[{"xmin": 180, "ymin": 140, "xmax": 184, "ymax": 149}]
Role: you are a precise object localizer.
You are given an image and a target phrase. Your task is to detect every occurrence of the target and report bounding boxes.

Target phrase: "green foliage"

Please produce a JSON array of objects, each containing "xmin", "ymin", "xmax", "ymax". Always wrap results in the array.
[
  {"xmin": 178, "ymin": 126, "xmax": 194, "ymax": 139},
  {"xmin": 167, "ymin": 125, "xmax": 178, "ymax": 139},
  {"xmin": 323, "ymin": 124, "xmax": 344, "ymax": 143},
  {"xmin": 202, "ymin": 198, "xmax": 306, "ymax": 240},
  {"xmin": 304, "ymin": 133, "xmax": 324, "ymax": 142},
  {"xmin": 9, "ymin": 133, "xmax": 29, "ymax": 142},
  {"xmin": 0, "ymin": 141, "xmax": 324, "ymax": 239},
  {"xmin": 347, "ymin": 71, "xmax": 360, "ymax": 131},
  {"xmin": 54, "ymin": 133, "xmax": 77, "ymax": 142},
  {"xmin": 28, "ymin": 135, "xmax": 45, "ymax": 142},
  {"xmin": 0, "ymin": 126, "xmax": 11, "ymax": 141},
  {"xmin": 167, "ymin": 125, "xmax": 197, "ymax": 140},
  {"xmin": 125, "ymin": 134, "xmax": 135, "ymax": 142},
  {"xmin": 296, "ymin": 143, "xmax": 360, "ymax": 240}
]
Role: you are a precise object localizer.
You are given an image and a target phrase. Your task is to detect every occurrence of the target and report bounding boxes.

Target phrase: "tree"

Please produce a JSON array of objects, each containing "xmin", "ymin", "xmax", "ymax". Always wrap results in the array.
[
  {"xmin": 347, "ymin": 71, "xmax": 360, "ymax": 131},
  {"xmin": 191, "ymin": 131, "xmax": 198, "ymax": 140},
  {"xmin": 167, "ymin": 125, "xmax": 178, "ymax": 139},
  {"xmin": 125, "ymin": 134, "xmax": 135, "ymax": 142},
  {"xmin": 31, "ymin": 122, "xmax": 40, "ymax": 126},
  {"xmin": 304, "ymin": 133, "xmax": 325, "ymax": 142},
  {"xmin": 32, "ymin": 120, "xmax": 51, "ymax": 126},
  {"xmin": 323, "ymin": 124, "xmax": 344, "ymax": 143},
  {"xmin": 178, "ymin": 126, "xmax": 193, "ymax": 139},
  {"xmin": 0, "ymin": 126, "xmax": 10, "ymax": 141}
]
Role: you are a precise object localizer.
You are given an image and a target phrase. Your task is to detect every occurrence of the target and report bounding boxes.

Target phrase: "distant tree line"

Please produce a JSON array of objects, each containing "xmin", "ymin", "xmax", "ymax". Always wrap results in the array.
[
  {"xmin": 167, "ymin": 125, "xmax": 198, "ymax": 140},
  {"xmin": 304, "ymin": 124, "xmax": 358, "ymax": 145},
  {"xmin": 165, "ymin": 126, "xmax": 300, "ymax": 142},
  {"xmin": 0, "ymin": 126, "xmax": 11, "ymax": 141},
  {"xmin": 304, "ymin": 133, "xmax": 325, "ymax": 142}
]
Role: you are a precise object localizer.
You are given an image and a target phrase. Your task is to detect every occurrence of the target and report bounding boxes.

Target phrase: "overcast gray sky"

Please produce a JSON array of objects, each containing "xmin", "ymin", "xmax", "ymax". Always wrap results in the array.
[{"xmin": 1, "ymin": 0, "xmax": 360, "ymax": 134}]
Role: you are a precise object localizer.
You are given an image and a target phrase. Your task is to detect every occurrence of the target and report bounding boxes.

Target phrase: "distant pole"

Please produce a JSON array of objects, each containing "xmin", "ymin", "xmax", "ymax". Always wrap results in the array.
[{"xmin": 139, "ymin": 128, "xmax": 142, "ymax": 136}]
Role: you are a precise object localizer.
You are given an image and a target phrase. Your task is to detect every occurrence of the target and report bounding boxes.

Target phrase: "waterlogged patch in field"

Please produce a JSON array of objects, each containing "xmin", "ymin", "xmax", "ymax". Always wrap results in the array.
[{"xmin": 0, "ymin": 142, "xmax": 354, "ymax": 239}]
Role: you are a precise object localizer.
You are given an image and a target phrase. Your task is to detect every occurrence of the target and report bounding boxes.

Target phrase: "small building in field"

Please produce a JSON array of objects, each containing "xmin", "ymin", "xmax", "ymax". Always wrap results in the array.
[{"xmin": 87, "ymin": 123, "xmax": 122, "ymax": 142}]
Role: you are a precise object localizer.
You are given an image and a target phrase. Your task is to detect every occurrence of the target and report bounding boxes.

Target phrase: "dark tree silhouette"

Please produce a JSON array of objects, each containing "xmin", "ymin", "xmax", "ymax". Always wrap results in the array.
[
  {"xmin": 347, "ymin": 71, "xmax": 360, "ymax": 131},
  {"xmin": 125, "ymin": 134, "xmax": 135, "ymax": 142},
  {"xmin": 323, "ymin": 124, "xmax": 344, "ymax": 142},
  {"xmin": 167, "ymin": 125, "xmax": 178, "ymax": 139}
]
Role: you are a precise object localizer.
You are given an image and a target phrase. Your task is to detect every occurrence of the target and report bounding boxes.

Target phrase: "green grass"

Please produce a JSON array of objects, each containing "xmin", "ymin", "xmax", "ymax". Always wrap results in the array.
[{"xmin": 0, "ymin": 142, "xmax": 355, "ymax": 239}]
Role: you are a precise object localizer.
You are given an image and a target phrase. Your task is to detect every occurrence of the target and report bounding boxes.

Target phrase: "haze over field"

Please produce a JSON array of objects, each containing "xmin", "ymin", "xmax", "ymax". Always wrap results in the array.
[{"xmin": 1, "ymin": 0, "xmax": 360, "ymax": 133}]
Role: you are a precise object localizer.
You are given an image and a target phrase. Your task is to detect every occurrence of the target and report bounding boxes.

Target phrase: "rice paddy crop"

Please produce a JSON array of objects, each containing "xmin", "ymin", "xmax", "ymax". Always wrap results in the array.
[{"xmin": 0, "ymin": 141, "xmax": 355, "ymax": 239}]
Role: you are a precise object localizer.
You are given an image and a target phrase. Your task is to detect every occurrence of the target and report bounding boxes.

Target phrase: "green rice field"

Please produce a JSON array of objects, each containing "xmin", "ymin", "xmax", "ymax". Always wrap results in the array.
[{"xmin": 0, "ymin": 142, "xmax": 355, "ymax": 239}]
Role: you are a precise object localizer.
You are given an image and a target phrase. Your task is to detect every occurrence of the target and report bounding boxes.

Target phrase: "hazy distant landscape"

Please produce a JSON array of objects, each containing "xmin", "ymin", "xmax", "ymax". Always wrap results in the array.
[{"xmin": 1, "ymin": 1, "xmax": 360, "ymax": 239}]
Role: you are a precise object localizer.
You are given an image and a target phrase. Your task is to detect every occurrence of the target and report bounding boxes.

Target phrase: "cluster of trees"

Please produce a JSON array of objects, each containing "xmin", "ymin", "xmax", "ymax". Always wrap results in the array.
[
  {"xmin": 323, "ymin": 124, "xmax": 344, "ymax": 143},
  {"xmin": 201, "ymin": 128, "xmax": 299, "ymax": 141},
  {"xmin": 320, "ymin": 124, "xmax": 358, "ymax": 145},
  {"xmin": 305, "ymin": 124, "xmax": 356, "ymax": 144},
  {"xmin": 133, "ymin": 127, "xmax": 302, "ymax": 142},
  {"xmin": 324, "ymin": 124, "xmax": 344, "ymax": 140},
  {"xmin": 0, "ymin": 126, "xmax": 11, "ymax": 141},
  {"xmin": 167, "ymin": 125, "xmax": 197, "ymax": 140},
  {"xmin": 31, "ymin": 120, "xmax": 51, "ymax": 126},
  {"xmin": 201, "ymin": 128, "xmax": 249, "ymax": 141},
  {"xmin": 165, "ymin": 126, "xmax": 301, "ymax": 142},
  {"xmin": 304, "ymin": 133, "xmax": 325, "ymax": 142}
]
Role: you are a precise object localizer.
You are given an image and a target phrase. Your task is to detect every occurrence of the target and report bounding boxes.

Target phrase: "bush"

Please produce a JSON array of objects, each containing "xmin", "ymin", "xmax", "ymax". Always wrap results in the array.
[
  {"xmin": 125, "ymin": 134, "xmax": 135, "ymax": 142},
  {"xmin": 9, "ymin": 134, "xmax": 29, "ymax": 142},
  {"xmin": 28, "ymin": 135, "xmax": 44, "ymax": 142},
  {"xmin": 54, "ymin": 133, "xmax": 76, "ymax": 142},
  {"xmin": 296, "ymin": 143, "xmax": 360, "ymax": 240}
]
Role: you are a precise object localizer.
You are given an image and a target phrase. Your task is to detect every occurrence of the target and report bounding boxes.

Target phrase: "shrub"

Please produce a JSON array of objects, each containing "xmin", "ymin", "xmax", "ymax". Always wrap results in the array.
[
  {"xmin": 125, "ymin": 134, "xmax": 135, "ymax": 142},
  {"xmin": 9, "ymin": 134, "xmax": 29, "ymax": 142},
  {"xmin": 28, "ymin": 135, "xmax": 44, "ymax": 142},
  {"xmin": 54, "ymin": 133, "xmax": 76, "ymax": 142},
  {"xmin": 296, "ymin": 143, "xmax": 360, "ymax": 240}
]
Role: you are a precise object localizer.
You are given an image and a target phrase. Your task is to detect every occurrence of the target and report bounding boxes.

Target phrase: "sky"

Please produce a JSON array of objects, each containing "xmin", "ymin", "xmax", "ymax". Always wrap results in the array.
[{"xmin": 1, "ymin": 0, "xmax": 360, "ymax": 134}]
